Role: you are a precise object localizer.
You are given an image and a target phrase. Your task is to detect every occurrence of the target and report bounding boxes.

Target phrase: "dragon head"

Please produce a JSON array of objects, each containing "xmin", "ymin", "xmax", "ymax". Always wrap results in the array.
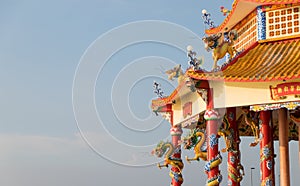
[
  {"xmin": 151, "ymin": 141, "xmax": 168, "ymax": 158},
  {"xmin": 182, "ymin": 129, "xmax": 198, "ymax": 150},
  {"xmin": 202, "ymin": 33, "xmax": 222, "ymax": 51}
]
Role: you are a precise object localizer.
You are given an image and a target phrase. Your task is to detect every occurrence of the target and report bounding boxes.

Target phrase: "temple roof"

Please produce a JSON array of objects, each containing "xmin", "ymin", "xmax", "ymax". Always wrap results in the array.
[
  {"xmin": 187, "ymin": 37, "xmax": 300, "ymax": 82},
  {"xmin": 206, "ymin": 0, "xmax": 300, "ymax": 35}
]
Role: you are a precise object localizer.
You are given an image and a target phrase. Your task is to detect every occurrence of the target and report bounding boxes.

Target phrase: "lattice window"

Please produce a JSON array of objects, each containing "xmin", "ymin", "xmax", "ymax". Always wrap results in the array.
[
  {"xmin": 266, "ymin": 6, "xmax": 300, "ymax": 38},
  {"xmin": 234, "ymin": 16, "xmax": 257, "ymax": 52}
]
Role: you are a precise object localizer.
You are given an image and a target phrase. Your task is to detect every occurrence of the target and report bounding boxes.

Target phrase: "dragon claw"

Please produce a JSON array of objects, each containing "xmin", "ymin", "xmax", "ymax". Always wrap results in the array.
[
  {"xmin": 157, "ymin": 163, "xmax": 162, "ymax": 169},
  {"xmin": 185, "ymin": 156, "xmax": 191, "ymax": 164}
]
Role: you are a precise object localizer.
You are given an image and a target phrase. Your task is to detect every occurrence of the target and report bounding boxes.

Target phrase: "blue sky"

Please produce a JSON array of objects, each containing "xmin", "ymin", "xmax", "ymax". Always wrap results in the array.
[{"xmin": 1, "ymin": 0, "xmax": 299, "ymax": 185}]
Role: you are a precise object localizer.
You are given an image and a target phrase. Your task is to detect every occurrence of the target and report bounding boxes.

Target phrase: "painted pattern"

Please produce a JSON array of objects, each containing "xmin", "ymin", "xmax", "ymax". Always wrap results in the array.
[{"xmin": 257, "ymin": 6, "xmax": 267, "ymax": 40}]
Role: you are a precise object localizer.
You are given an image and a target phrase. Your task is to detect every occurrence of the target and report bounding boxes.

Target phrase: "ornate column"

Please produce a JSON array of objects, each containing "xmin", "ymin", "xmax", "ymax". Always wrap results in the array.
[
  {"xmin": 226, "ymin": 107, "xmax": 243, "ymax": 186},
  {"xmin": 270, "ymin": 112, "xmax": 275, "ymax": 186},
  {"xmin": 170, "ymin": 126, "xmax": 183, "ymax": 186},
  {"xmin": 278, "ymin": 108, "xmax": 290, "ymax": 186},
  {"xmin": 260, "ymin": 110, "xmax": 273, "ymax": 186},
  {"xmin": 204, "ymin": 88, "xmax": 222, "ymax": 186},
  {"xmin": 153, "ymin": 102, "xmax": 184, "ymax": 186}
]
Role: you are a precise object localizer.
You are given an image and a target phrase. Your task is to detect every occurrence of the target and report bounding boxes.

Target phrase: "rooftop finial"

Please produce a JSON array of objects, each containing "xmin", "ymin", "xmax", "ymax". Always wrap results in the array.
[
  {"xmin": 202, "ymin": 9, "xmax": 215, "ymax": 28},
  {"xmin": 187, "ymin": 45, "xmax": 203, "ymax": 70},
  {"xmin": 153, "ymin": 81, "xmax": 164, "ymax": 98},
  {"xmin": 220, "ymin": 6, "xmax": 231, "ymax": 16}
]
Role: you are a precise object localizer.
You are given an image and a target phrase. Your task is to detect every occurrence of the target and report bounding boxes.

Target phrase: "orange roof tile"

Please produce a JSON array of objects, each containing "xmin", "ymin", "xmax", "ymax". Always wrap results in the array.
[{"xmin": 187, "ymin": 38, "xmax": 300, "ymax": 82}]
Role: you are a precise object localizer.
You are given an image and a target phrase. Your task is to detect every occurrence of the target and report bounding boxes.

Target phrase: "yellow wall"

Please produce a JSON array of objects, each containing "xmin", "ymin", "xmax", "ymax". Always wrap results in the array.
[
  {"xmin": 172, "ymin": 90, "xmax": 206, "ymax": 125},
  {"xmin": 211, "ymin": 80, "xmax": 300, "ymax": 108}
]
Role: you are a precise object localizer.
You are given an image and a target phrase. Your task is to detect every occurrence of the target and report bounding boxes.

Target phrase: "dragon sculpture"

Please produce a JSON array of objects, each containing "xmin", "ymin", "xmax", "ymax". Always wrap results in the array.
[
  {"xmin": 205, "ymin": 152, "xmax": 223, "ymax": 186},
  {"xmin": 182, "ymin": 128, "xmax": 222, "ymax": 186},
  {"xmin": 182, "ymin": 128, "xmax": 207, "ymax": 163},
  {"xmin": 237, "ymin": 161, "xmax": 245, "ymax": 182},
  {"xmin": 165, "ymin": 64, "xmax": 185, "ymax": 84},
  {"xmin": 241, "ymin": 106, "xmax": 260, "ymax": 146},
  {"xmin": 220, "ymin": 114, "xmax": 245, "ymax": 183},
  {"xmin": 152, "ymin": 141, "xmax": 184, "ymax": 183},
  {"xmin": 228, "ymin": 151, "xmax": 245, "ymax": 183},
  {"xmin": 218, "ymin": 129, "xmax": 234, "ymax": 152},
  {"xmin": 202, "ymin": 30, "xmax": 238, "ymax": 70},
  {"xmin": 218, "ymin": 114, "xmax": 236, "ymax": 152},
  {"xmin": 183, "ymin": 115, "xmax": 235, "ymax": 163}
]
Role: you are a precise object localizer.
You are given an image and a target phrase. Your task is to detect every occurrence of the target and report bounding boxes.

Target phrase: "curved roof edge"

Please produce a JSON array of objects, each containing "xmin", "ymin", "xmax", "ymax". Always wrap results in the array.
[{"xmin": 187, "ymin": 37, "xmax": 300, "ymax": 82}]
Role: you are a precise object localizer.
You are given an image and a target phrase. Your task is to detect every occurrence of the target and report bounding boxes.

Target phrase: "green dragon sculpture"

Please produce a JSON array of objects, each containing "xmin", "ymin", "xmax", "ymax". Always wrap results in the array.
[
  {"xmin": 182, "ymin": 128, "xmax": 208, "ymax": 162},
  {"xmin": 152, "ymin": 141, "xmax": 184, "ymax": 171}
]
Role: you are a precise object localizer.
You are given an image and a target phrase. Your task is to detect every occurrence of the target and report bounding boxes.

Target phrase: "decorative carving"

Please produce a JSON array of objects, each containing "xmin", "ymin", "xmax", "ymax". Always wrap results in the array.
[
  {"xmin": 220, "ymin": 6, "xmax": 231, "ymax": 16},
  {"xmin": 241, "ymin": 106, "xmax": 260, "ymax": 146},
  {"xmin": 270, "ymin": 82, "xmax": 300, "ymax": 100},
  {"xmin": 177, "ymin": 113, "xmax": 202, "ymax": 129},
  {"xmin": 202, "ymin": 29, "xmax": 238, "ymax": 70},
  {"xmin": 204, "ymin": 109, "xmax": 221, "ymax": 121},
  {"xmin": 152, "ymin": 141, "xmax": 184, "ymax": 183},
  {"xmin": 153, "ymin": 81, "xmax": 164, "ymax": 98},
  {"xmin": 202, "ymin": 9, "xmax": 215, "ymax": 28},
  {"xmin": 251, "ymin": 102, "xmax": 300, "ymax": 112},
  {"xmin": 209, "ymin": 134, "xmax": 218, "ymax": 149},
  {"xmin": 182, "ymin": 128, "xmax": 207, "ymax": 162},
  {"xmin": 205, "ymin": 152, "xmax": 223, "ymax": 186},
  {"xmin": 257, "ymin": 6, "xmax": 266, "ymax": 40},
  {"xmin": 170, "ymin": 127, "xmax": 183, "ymax": 136},
  {"xmin": 187, "ymin": 45, "xmax": 203, "ymax": 71},
  {"xmin": 159, "ymin": 112, "xmax": 172, "ymax": 123},
  {"xmin": 165, "ymin": 64, "xmax": 185, "ymax": 84}
]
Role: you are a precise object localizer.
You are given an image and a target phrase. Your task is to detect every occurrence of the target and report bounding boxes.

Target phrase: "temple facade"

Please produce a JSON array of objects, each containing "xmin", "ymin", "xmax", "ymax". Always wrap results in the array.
[{"xmin": 152, "ymin": 0, "xmax": 300, "ymax": 186}]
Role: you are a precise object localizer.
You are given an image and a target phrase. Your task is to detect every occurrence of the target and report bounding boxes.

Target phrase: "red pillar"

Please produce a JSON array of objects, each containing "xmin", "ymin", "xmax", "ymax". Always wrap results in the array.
[
  {"xmin": 170, "ymin": 126, "xmax": 183, "ymax": 186},
  {"xmin": 270, "ymin": 112, "xmax": 275, "ymax": 186},
  {"xmin": 160, "ymin": 105, "xmax": 184, "ymax": 186},
  {"xmin": 259, "ymin": 110, "xmax": 273, "ymax": 186},
  {"xmin": 204, "ymin": 88, "xmax": 222, "ymax": 186},
  {"xmin": 278, "ymin": 108, "xmax": 290, "ymax": 186},
  {"xmin": 226, "ymin": 107, "xmax": 241, "ymax": 186}
]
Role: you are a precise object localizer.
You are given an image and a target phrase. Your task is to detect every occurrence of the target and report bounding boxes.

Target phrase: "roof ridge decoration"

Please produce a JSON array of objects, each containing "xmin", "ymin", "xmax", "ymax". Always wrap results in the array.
[
  {"xmin": 202, "ymin": 29, "xmax": 239, "ymax": 70},
  {"xmin": 187, "ymin": 38, "xmax": 300, "ymax": 82},
  {"xmin": 152, "ymin": 69, "xmax": 192, "ymax": 110},
  {"xmin": 152, "ymin": 47, "xmax": 207, "ymax": 110},
  {"xmin": 220, "ymin": 6, "xmax": 231, "ymax": 16}
]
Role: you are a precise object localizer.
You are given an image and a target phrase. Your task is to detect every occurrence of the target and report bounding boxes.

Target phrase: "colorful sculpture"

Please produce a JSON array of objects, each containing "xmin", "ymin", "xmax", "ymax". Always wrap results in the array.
[
  {"xmin": 242, "ymin": 106, "xmax": 260, "ymax": 146},
  {"xmin": 218, "ymin": 115, "xmax": 235, "ymax": 152},
  {"xmin": 202, "ymin": 30, "xmax": 238, "ymax": 70},
  {"xmin": 165, "ymin": 64, "xmax": 185, "ymax": 84},
  {"xmin": 228, "ymin": 151, "xmax": 245, "ymax": 183},
  {"xmin": 152, "ymin": 141, "xmax": 184, "ymax": 183},
  {"xmin": 182, "ymin": 128, "xmax": 207, "ymax": 162},
  {"xmin": 220, "ymin": 6, "xmax": 231, "ymax": 16},
  {"xmin": 153, "ymin": 81, "xmax": 164, "ymax": 98},
  {"xmin": 204, "ymin": 152, "xmax": 223, "ymax": 186},
  {"xmin": 187, "ymin": 45, "xmax": 203, "ymax": 70}
]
